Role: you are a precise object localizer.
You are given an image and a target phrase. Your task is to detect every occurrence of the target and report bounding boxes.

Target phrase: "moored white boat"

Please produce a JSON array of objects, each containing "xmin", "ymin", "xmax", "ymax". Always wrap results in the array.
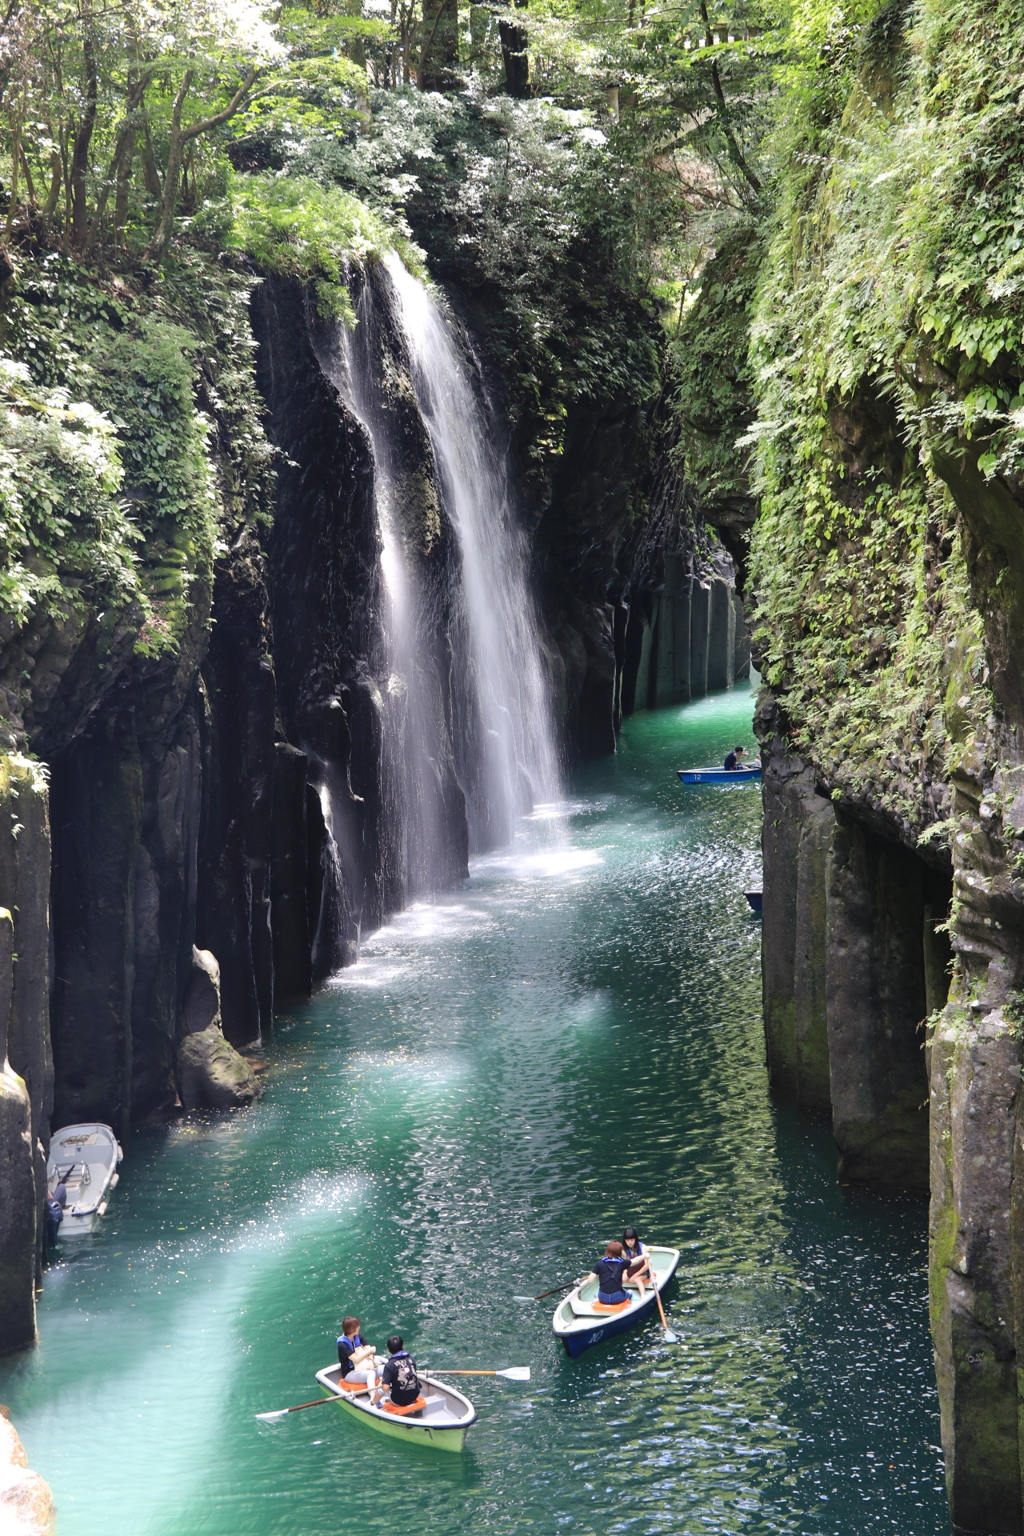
[
  {"xmin": 553, "ymin": 1245, "xmax": 680, "ymax": 1357},
  {"xmin": 313, "ymin": 1363, "xmax": 476, "ymax": 1452},
  {"xmin": 47, "ymin": 1123, "xmax": 123, "ymax": 1236}
]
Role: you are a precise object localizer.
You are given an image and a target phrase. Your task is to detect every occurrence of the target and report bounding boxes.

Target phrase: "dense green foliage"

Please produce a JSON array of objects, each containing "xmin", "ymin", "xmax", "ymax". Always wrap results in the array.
[
  {"xmin": 743, "ymin": 0, "xmax": 1024, "ymax": 829},
  {"xmin": 0, "ymin": 251, "xmax": 272, "ymax": 656}
]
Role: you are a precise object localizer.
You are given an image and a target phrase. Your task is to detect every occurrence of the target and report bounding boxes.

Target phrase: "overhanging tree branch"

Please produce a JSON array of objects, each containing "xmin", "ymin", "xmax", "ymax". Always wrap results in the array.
[
  {"xmin": 697, "ymin": 2, "xmax": 760, "ymax": 195},
  {"xmin": 147, "ymin": 64, "xmax": 261, "ymax": 258}
]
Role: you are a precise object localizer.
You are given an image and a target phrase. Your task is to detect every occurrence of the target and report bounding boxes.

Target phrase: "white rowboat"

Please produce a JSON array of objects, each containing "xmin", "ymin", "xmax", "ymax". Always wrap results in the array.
[
  {"xmin": 47, "ymin": 1123, "xmax": 123, "ymax": 1235},
  {"xmin": 314, "ymin": 1363, "xmax": 477, "ymax": 1452}
]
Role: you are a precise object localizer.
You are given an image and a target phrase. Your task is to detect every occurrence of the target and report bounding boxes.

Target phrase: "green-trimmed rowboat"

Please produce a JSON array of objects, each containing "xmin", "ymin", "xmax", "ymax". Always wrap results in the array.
[{"xmin": 314, "ymin": 1364, "xmax": 476, "ymax": 1452}]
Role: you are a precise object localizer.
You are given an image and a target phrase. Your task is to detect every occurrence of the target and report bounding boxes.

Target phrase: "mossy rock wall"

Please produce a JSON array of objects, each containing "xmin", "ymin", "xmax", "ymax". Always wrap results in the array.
[{"xmin": 742, "ymin": 1, "xmax": 1024, "ymax": 1528}]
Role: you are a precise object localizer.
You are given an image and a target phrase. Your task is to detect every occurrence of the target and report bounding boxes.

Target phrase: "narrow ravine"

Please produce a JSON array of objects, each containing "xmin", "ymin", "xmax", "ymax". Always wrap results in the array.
[{"xmin": 0, "ymin": 688, "xmax": 943, "ymax": 1536}]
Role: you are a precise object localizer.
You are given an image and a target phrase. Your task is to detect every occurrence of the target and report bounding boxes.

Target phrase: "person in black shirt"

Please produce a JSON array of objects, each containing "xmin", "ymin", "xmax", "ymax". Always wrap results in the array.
[
  {"xmin": 336, "ymin": 1315, "xmax": 377, "ymax": 1388},
  {"xmin": 724, "ymin": 745, "xmax": 746, "ymax": 771},
  {"xmin": 373, "ymin": 1334, "xmax": 422, "ymax": 1408},
  {"xmin": 577, "ymin": 1240, "xmax": 631, "ymax": 1304}
]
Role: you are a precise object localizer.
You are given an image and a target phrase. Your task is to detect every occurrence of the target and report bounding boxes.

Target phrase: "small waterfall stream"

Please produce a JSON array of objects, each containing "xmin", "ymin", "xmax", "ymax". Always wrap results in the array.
[
  {"xmin": 331, "ymin": 268, "xmax": 460, "ymax": 900},
  {"xmin": 384, "ymin": 254, "xmax": 562, "ymax": 850}
]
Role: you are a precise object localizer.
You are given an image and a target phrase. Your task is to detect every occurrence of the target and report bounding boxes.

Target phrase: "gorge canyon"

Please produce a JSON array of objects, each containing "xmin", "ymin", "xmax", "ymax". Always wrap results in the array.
[{"xmin": 4, "ymin": 0, "xmax": 1024, "ymax": 1530}]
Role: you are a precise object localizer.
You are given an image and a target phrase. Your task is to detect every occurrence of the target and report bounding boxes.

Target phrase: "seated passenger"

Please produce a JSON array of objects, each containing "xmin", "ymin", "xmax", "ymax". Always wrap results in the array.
[
  {"xmin": 621, "ymin": 1227, "xmax": 652, "ymax": 1297},
  {"xmin": 373, "ymin": 1334, "xmax": 422, "ymax": 1408},
  {"xmin": 577, "ymin": 1240, "xmax": 631, "ymax": 1305},
  {"xmin": 723, "ymin": 745, "xmax": 746, "ymax": 771},
  {"xmin": 336, "ymin": 1316, "xmax": 377, "ymax": 1389}
]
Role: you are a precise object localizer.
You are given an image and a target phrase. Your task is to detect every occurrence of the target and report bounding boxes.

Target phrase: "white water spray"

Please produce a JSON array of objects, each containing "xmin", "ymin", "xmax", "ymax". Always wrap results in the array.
[{"xmin": 384, "ymin": 253, "xmax": 562, "ymax": 850}]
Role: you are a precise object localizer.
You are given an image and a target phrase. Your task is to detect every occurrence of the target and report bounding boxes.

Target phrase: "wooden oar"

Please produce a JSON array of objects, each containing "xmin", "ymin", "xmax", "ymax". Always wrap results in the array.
[
  {"xmin": 256, "ymin": 1395, "xmax": 342, "ymax": 1422},
  {"xmin": 513, "ymin": 1282, "xmax": 575, "ymax": 1301},
  {"xmin": 428, "ymin": 1367, "xmax": 530, "ymax": 1380},
  {"xmin": 652, "ymin": 1281, "xmax": 678, "ymax": 1344}
]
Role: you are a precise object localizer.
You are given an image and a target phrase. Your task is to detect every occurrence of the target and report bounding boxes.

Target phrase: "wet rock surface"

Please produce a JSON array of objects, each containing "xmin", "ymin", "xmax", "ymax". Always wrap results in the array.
[{"xmin": 0, "ymin": 1410, "xmax": 53, "ymax": 1535}]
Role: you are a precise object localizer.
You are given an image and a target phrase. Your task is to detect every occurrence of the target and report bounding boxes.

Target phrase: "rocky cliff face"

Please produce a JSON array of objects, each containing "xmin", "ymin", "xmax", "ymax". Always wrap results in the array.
[{"xmin": 739, "ymin": 2, "xmax": 1024, "ymax": 1529}]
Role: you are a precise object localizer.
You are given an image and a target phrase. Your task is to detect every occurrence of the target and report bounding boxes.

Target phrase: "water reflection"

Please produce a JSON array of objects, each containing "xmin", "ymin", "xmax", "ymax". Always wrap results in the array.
[{"xmin": 0, "ymin": 687, "xmax": 945, "ymax": 1536}]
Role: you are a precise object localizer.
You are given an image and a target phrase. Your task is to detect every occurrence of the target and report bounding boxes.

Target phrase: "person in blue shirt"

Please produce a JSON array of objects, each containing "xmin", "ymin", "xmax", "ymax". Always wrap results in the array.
[
  {"xmin": 724, "ymin": 745, "xmax": 746, "ymax": 771},
  {"xmin": 336, "ymin": 1316, "xmax": 377, "ymax": 1389},
  {"xmin": 577, "ymin": 1240, "xmax": 631, "ymax": 1304}
]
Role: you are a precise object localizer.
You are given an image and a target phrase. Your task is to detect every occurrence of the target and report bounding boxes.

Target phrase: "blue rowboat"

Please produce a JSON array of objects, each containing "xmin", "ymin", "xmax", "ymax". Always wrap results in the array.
[
  {"xmin": 677, "ymin": 764, "xmax": 762, "ymax": 785},
  {"xmin": 745, "ymin": 891, "xmax": 763, "ymax": 913},
  {"xmin": 552, "ymin": 1246, "xmax": 680, "ymax": 1358}
]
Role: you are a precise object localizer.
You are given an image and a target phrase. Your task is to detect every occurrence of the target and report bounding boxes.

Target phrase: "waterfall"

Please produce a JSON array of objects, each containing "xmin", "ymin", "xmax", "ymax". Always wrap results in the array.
[
  {"xmin": 319, "ymin": 254, "xmax": 561, "ymax": 911},
  {"xmin": 384, "ymin": 254, "xmax": 562, "ymax": 851}
]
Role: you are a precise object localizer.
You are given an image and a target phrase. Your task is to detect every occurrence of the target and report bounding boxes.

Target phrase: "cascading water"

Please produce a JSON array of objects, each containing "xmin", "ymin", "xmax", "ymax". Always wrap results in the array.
[
  {"xmin": 317, "ymin": 265, "xmax": 468, "ymax": 903},
  {"xmin": 320, "ymin": 254, "xmax": 561, "ymax": 912},
  {"xmin": 384, "ymin": 253, "xmax": 562, "ymax": 850}
]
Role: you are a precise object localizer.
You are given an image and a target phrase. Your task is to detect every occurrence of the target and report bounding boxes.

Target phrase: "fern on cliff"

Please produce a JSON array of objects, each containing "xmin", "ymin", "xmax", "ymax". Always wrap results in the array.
[{"xmin": 743, "ymin": 0, "xmax": 1024, "ymax": 828}]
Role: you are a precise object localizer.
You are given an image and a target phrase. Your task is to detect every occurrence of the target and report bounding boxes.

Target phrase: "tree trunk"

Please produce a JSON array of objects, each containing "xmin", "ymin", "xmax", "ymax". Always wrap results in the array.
[
  {"xmin": 418, "ymin": 0, "xmax": 458, "ymax": 90},
  {"xmin": 345, "ymin": 0, "xmax": 366, "ymax": 68},
  {"xmin": 112, "ymin": 129, "xmax": 135, "ymax": 242},
  {"xmin": 147, "ymin": 68, "xmax": 259, "ymax": 261},
  {"xmin": 148, "ymin": 72, "xmax": 191, "ymax": 260},
  {"xmin": 69, "ymin": 11, "xmax": 98, "ymax": 249},
  {"xmin": 499, "ymin": 0, "xmax": 529, "ymax": 98}
]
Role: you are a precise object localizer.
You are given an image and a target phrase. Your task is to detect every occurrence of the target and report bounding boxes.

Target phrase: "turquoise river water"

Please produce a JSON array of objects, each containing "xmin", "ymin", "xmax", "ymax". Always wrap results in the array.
[{"xmin": 0, "ymin": 686, "xmax": 947, "ymax": 1535}]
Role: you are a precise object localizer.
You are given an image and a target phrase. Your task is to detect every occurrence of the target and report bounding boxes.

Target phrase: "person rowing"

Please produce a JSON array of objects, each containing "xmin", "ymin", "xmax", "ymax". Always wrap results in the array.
[
  {"xmin": 621, "ymin": 1227, "xmax": 653, "ymax": 1298},
  {"xmin": 723, "ymin": 745, "xmax": 746, "ymax": 771},
  {"xmin": 576, "ymin": 1239, "xmax": 631, "ymax": 1305},
  {"xmin": 336, "ymin": 1316, "xmax": 377, "ymax": 1389},
  {"xmin": 371, "ymin": 1334, "xmax": 422, "ymax": 1409}
]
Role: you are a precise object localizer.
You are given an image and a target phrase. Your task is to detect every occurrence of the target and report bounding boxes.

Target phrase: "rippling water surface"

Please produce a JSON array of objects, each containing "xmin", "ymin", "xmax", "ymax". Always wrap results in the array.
[{"xmin": 0, "ymin": 687, "xmax": 946, "ymax": 1535}]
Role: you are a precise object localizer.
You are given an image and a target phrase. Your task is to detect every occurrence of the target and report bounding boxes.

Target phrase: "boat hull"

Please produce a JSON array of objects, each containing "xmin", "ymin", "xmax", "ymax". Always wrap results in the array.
[
  {"xmin": 47, "ymin": 1123, "xmax": 122, "ymax": 1236},
  {"xmin": 677, "ymin": 767, "xmax": 762, "ymax": 785},
  {"xmin": 553, "ymin": 1246, "xmax": 680, "ymax": 1358},
  {"xmin": 314, "ymin": 1366, "xmax": 474, "ymax": 1453}
]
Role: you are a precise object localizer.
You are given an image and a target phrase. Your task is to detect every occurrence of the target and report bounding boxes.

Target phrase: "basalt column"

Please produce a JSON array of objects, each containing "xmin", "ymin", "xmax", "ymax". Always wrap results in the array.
[
  {"xmin": 49, "ymin": 717, "xmax": 143, "ymax": 1138},
  {"xmin": 0, "ymin": 755, "xmax": 51, "ymax": 1353},
  {"xmin": 759, "ymin": 711, "xmax": 950, "ymax": 1176},
  {"xmin": 196, "ymin": 536, "xmax": 277, "ymax": 1048},
  {"xmin": 760, "ymin": 738, "xmax": 834, "ymax": 1112},
  {"xmin": 826, "ymin": 814, "xmax": 948, "ymax": 1189},
  {"xmin": 927, "ymin": 753, "xmax": 1024, "ymax": 1536},
  {"xmin": 623, "ymin": 558, "xmax": 747, "ymax": 719}
]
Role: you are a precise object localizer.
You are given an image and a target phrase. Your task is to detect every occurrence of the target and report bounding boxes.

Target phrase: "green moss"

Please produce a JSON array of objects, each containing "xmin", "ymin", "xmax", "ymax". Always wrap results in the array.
[
  {"xmin": 0, "ymin": 247, "xmax": 274, "ymax": 700},
  {"xmin": 668, "ymin": 225, "xmax": 762, "ymax": 520},
  {"xmin": 743, "ymin": 0, "xmax": 1024, "ymax": 830},
  {"xmin": 227, "ymin": 172, "xmax": 408, "ymax": 323}
]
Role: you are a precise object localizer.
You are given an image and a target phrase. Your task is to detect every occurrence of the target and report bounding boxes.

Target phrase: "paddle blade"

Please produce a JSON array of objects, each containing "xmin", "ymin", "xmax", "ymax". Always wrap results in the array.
[
  {"xmin": 496, "ymin": 1367, "xmax": 531, "ymax": 1381},
  {"xmin": 256, "ymin": 1409, "xmax": 290, "ymax": 1422}
]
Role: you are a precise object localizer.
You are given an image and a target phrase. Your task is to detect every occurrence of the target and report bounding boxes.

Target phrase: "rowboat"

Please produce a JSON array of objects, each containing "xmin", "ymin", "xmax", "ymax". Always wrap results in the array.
[
  {"xmin": 313, "ymin": 1363, "xmax": 476, "ymax": 1452},
  {"xmin": 745, "ymin": 891, "xmax": 763, "ymax": 912},
  {"xmin": 553, "ymin": 1245, "xmax": 681, "ymax": 1357},
  {"xmin": 47, "ymin": 1123, "xmax": 123, "ymax": 1236},
  {"xmin": 677, "ymin": 763, "xmax": 762, "ymax": 785}
]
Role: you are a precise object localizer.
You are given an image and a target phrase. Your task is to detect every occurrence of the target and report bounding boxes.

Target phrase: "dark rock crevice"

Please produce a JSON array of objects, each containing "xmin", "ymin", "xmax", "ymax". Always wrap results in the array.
[{"xmin": 760, "ymin": 706, "xmax": 952, "ymax": 1191}]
